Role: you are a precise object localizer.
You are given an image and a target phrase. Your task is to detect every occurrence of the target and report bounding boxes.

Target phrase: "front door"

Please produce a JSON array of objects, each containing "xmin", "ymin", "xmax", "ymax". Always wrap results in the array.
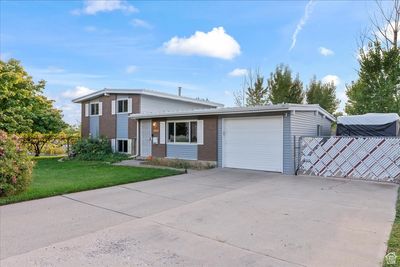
[{"xmin": 140, "ymin": 120, "xmax": 152, "ymax": 157}]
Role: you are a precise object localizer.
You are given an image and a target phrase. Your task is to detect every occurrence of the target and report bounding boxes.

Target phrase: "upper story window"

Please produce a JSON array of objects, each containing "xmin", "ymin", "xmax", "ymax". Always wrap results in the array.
[
  {"xmin": 118, "ymin": 99, "xmax": 128, "ymax": 113},
  {"xmin": 90, "ymin": 103, "xmax": 99, "ymax": 115},
  {"xmin": 168, "ymin": 121, "xmax": 197, "ymax": 143}
]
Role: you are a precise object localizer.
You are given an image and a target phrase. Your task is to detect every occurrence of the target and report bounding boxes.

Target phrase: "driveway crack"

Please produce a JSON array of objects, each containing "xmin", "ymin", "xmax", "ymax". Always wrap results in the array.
[
  {"xmin": 60, "ymin": 195, "xmax": 141, "ymax": 219},
  {"xmin": 147, "ymin": 218, "xmax": 307, "ymax": 267}
]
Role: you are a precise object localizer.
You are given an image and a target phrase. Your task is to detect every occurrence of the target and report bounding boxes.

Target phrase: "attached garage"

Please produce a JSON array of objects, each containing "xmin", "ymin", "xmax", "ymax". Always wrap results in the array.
[
  {"xmin": 222, "ymin": 116, "xmax": 283, "ymax": 172},
  {"xmin": 130, "ymin": 104, "xmax": 335, "ymax": 175}
]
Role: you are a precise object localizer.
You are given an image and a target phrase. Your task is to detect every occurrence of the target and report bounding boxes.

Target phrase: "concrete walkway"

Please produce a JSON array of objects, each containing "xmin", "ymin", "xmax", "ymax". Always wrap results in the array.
[{"xmin": 0, "ymin": 169, "xmax": 398, "ymax": 267}]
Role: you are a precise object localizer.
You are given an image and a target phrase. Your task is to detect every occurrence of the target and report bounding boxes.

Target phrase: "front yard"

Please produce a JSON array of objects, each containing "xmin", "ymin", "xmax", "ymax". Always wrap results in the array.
[{"xmin": 0, "ymin": 157, "xmax": 182, "ymax": 205}]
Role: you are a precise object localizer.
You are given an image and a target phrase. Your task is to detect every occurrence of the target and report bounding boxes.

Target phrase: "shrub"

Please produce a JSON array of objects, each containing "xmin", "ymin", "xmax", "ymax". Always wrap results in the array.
[
  {"xmin": 143, "ymin": 158, "xmax": 216, "ymax": 170},
  {"xmin": 0, "ymin": 130, "xmax": 34, "ymax": 197},
  {"xmin": 71, "ymin": 138, "xmax": 129, "ymax": 162}
]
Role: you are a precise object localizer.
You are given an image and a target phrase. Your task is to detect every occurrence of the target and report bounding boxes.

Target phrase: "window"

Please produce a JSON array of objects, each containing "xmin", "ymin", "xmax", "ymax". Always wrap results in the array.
[
  {"xmin": 90, "ymin": 103, "xmax": 99, "ymax": 115},
  {"xmin": 117, "ymin": 140, "xmax": 128, "ymax": 153},
  {"xmin": 168, "ymin": 122, "xmax": 174, "ymax": 142},
  {"xmin": 190, "ymin": 121, "xmax": 197, "ymax": 142},
  {"xmin": 167, "ymin": 121, "xmax": 197, "ymax": 143},
  {"xmin": 117, "ymin": 99, "xmax": 128, "ymax": 113},
  {"xmin": 176, "ymin": 122, "xmax": 189, "ymax": 142}
]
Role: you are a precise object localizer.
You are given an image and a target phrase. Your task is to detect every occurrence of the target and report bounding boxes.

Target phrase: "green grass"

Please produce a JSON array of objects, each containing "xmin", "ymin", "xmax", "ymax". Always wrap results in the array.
[
  {"xmin": 384, "ymin": 187, "xmax": 400, "ymax": 266},
  {"xmin": 0, "ymin": 157, "xmax": 182, "ymax": 205}
]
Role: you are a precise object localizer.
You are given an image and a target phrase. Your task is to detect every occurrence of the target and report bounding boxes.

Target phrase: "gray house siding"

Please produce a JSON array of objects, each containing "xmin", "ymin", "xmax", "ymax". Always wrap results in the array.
[
  {"xmin": 282, "ymin": 114, "xmax": 292, "ymax": 174},
  {"xmin": 167, "ymin": 144, "xmax": 198, "ymax": 160},
  {"xmin": 140, "ymin": 95, "xmax": 214, "ymax": 114},
  {"xmin": 290, "ymin": 111, "xmax": 333, "ymax": 173},
  {"xmin": 89, "ymin": 116, "xmax": 99, "ymax": 138},
  {"xmin": 116, "ymin": 114, "xmax": 129, "ymax": 139}
]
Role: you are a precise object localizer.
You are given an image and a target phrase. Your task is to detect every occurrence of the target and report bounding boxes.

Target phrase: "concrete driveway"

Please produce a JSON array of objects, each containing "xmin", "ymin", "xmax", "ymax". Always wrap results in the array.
[{"xmin": 0, "ymin": 169, "xmax": 398, "ymax": 267}]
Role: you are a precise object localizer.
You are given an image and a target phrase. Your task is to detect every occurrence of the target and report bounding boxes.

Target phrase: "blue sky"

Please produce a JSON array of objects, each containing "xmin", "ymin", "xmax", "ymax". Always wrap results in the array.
[{"xmin": 1, "ymin": 0, "xmax": 382, "ymax": 125}]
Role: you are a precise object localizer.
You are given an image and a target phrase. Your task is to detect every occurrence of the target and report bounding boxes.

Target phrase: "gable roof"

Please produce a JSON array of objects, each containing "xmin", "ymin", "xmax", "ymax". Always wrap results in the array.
[
  {"xmin": 72, "ymin": 88, "xmax": 224, "ymax": 107},
  {"xmin": 129, "ymin": 104, "xmax": 336, "ymax": 121}
]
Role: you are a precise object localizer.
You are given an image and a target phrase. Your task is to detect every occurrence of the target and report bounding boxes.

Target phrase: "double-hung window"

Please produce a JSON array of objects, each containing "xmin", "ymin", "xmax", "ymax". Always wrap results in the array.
[
  {"xmin": 90, "ymin": 103, "xmax": 99, "ymax": 115},
  {"xmin": 117, "ymin": 99, "xmax": 128, "ymax": 113},
  {"xmin": 168, "ymin": 121, "xmax": 197, "ymax": 143}
]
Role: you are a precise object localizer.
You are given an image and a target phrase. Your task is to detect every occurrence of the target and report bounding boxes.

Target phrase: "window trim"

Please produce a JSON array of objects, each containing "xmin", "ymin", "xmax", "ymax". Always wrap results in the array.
[
  {"xmin": 116, "ymin": 98, "xmax": 129, "ymax": 114},
  {"xmin": 167, "ymin": 120, "xmax": 198, "ymax": 145},
  {"xmin": 90, "ymin": 102, "xmax": 100, "ymax": 116},
  {"xmin": 116, "ymin": 138, "xmax": 129, "ymax": 153}
]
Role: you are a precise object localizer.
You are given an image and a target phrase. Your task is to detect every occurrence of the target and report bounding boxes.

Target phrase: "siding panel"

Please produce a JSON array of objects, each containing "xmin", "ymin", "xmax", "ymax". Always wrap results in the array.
[
  {"xmin": 116, "ymin": 114, "xmax": 129, "ymax": 139},
  {"xmin": 283, "ymin": 114, "xmax": 292, "ymax": 174},
  {"xmin": 290, "ymin": 111, "xmax": 333, "ymax": 174},
  {"xmin": 167, "ymin": 144, "xmax": 198, "ymax": 160},
  {"xmin": 140, "ymin": 95, "xmax": 214, "ymax": 113},
  {"xmin": 89, "ymin": 116, "xmax": 99, "ymax": 138}
]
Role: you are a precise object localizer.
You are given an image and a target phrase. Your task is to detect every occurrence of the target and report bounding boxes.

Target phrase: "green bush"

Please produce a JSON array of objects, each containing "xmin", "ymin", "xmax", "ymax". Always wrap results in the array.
[
  {"xmin": 0, "ymin": 130, "xmax": 34, "ymax": 197},
  {"xmin": 71, "ymin": 138, "xmax": 128, "ymax": 162},
  {"xmin": 144, "ymin": 157, "xmax": 216, "ymax": 170}
]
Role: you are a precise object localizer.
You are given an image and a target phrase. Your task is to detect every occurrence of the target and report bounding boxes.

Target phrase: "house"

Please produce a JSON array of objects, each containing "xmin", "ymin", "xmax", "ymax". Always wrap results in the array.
[
  {"xmin": 129, "ymin": 104, "xmax": 335, "ymax": 175},
  {"xmin": 72, "ymin": 89, "xmax": 223, "ymax": 154}
]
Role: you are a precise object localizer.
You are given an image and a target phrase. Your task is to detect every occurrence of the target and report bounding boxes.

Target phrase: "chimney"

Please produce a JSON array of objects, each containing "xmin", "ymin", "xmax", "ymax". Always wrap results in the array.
[{"xmin": 178, "ymin": 86, "xmax": 182, "ymax": 96}]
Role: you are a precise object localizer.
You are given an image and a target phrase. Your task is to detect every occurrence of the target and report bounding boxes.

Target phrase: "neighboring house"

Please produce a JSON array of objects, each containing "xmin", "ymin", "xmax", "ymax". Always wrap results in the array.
[
  {"xmin": 130, "ymin": 104, "xmax": 335, "ymax": 175},
  {"xmin": 72, "ymin": 89, "xmax": 223, "ymax": 155}
]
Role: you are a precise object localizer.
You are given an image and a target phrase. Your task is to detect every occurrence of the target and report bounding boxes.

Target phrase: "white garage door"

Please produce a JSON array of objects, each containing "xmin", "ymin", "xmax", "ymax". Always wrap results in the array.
[{"xmin": 222, "ymin": 116, "xmax": 283, "ymax": 172}]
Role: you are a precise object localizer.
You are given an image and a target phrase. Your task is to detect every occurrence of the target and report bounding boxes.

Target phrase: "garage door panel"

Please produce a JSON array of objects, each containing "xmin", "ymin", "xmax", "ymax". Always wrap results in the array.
[{"xmin": 222, "ymin": 116, "xmax": 283, "ymax": 172}]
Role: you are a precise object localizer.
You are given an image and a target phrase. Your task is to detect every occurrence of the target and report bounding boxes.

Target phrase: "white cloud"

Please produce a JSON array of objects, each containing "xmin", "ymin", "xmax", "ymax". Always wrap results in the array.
[
  {"xmin": 163, "ymin": 27, "xmax": 241, "ymax": 60},
  {"xmin": 62, "ymin": 86, "xmax": 95, "ymax": 99},
  {"xmin": 72, "ymin": 0, "xmax": 138, "ymax": 15},
  {"xmin": 289, "ymin": 0, "xmax": 316, "ymax": 51},
  {"xmin": 228, "ymin": 68, "xmax": 248, "ymax": 77},
  {"xmin": 322, "ymin": 75, "xmax": 341, "ymax": 86},
  {"xmin": 125, "ymin": 65, "xmax": 138, "ymax": 74},
  {"xmin": 131, "ymin": 19, "xmax": 152, "ymax": 29},
  {"xmin": 84, "ymin": 26, "xmax": 97, "ymax": 32},
  {"xmin": 319, "ymin": 46, "xmax": 334, "ymax": 56}
]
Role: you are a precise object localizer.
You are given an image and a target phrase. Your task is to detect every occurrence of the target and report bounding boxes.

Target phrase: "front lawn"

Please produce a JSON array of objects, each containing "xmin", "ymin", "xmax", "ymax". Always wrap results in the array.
[
  {"xmin": 0, "ymin": 157, "xmax": 182, "ymax": 205},
  {"xmin": 384, "ymin": 187, "xmax": 400, "ymax": 266}
]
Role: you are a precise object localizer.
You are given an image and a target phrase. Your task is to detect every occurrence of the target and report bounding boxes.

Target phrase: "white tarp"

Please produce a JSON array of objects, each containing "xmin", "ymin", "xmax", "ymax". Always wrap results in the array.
[{"xmin": 337, "ymin": 113, "xmax": 400, "ymax": 125}]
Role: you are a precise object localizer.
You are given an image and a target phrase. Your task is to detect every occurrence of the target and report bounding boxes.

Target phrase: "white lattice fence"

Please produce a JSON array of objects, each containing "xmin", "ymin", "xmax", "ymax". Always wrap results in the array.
[{"xmin": 297, "ymin": 136, "xmax": 400, "ymax": 182}]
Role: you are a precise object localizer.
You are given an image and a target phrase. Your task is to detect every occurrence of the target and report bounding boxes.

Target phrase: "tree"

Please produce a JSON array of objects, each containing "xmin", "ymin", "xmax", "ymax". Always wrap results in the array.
[
  {"xmin": 267, "ymin": 64, "xmax": 304, "ymax": 104},
  {"xmin": 346, "ymin": 41, "xmax": 400, "ymax": 115},
  {"xmin": 0, "ymin": 59, "xmax": 45, "ymax": 133},
  {"xmin": 370, "ymin": 0, "xmax": 399, "ymax": 50},
  {"xmin": 0, "ymin": 59, "xmax": 67, "ymax": 134},
  {"xmin": 245, "ymin": 70, "xmax": 268, "ymax": 106},
  {"xmin": 306, "ymin": 76, "xmax": 340, "ymax": 114},
  {"xmin": 346, "ymin": 1, "xmax": 400, "ymax": 115}
]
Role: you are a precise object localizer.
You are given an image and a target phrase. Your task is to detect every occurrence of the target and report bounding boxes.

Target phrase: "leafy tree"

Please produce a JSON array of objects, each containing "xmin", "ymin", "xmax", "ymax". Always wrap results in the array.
[
  {"xmin": 346, "ymin": 1, "xmax": 400, "ymax": 115},
  {"xmin": 306, "ymin": 76, "xmax": 340, "ymax": 114},
  {"xmin": 0, "ymin": 59, "xmax": 67, "ymax": 134},
  {"xmin": 245, "ymin": 71, "xmax": 268, "ymax": 106},
  {"xmin": 345, "ymin": 41, "xmax": 400, "ymax": 114},
  {"xmin": 30, "ymin": 95, "xmax": 67, "ymax": 133},
  {"xmin": 0, "ymin": 59, "xmax": 45, "ymax": 133},
  {"xmin": 268, "ymin": 64, "xmax": 304, "ymax": 104}
]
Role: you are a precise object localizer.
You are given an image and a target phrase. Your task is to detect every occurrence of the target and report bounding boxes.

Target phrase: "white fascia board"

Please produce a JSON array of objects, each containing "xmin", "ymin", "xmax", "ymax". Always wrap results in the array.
[
  {"xmin": 71, "ymin": 88, "xmax": 223, "ymax": 107},
  {"xmin": 130, "ymin": 107, "xmax": 289, "ymax": 119}
]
